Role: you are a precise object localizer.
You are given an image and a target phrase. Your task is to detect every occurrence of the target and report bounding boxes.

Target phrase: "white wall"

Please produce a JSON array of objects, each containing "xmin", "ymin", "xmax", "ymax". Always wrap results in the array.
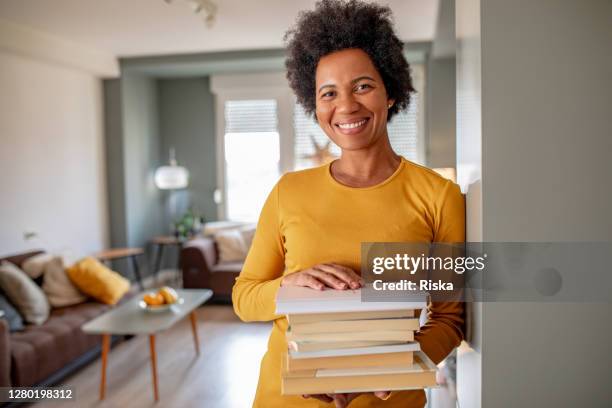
[
  {"xmin": 455, "ymin": 0, "xmax": 482, "ymax": 406},
  {"xmin": 0, "ymin": 51, "xmax": 108, "ymax": 258}
]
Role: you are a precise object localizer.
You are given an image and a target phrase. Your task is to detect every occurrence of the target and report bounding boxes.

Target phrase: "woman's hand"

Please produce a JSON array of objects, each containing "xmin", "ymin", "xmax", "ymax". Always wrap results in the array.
[
  {"xmin": 302, "ymin": 391, "xmax": 391, "ymax": 407},
  {"xmin": 281, "ymin": 263, "xmax": 363, "ymax": 290}
]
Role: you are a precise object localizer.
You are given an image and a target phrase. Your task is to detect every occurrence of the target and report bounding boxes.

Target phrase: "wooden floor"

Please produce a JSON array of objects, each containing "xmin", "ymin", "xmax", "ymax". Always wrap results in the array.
[{"xmin": 33, "ymin": 305, "xmax": 271, "ymax": 408}]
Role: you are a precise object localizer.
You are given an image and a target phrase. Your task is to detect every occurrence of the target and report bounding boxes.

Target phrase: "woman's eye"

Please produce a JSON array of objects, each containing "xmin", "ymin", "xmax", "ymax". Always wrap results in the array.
[
  {"xmin": 355, "ymin": 83, "xmax": 372, "ymax": 92},
  {"xmin": 321, "ymin": 91, "xmax": 335, "ymax": 98}
]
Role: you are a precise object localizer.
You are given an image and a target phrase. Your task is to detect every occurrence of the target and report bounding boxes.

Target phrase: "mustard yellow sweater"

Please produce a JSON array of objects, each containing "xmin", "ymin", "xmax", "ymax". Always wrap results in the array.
[{"xmin": 232, "ymin": 158, "xmax": 465, "ymax": 408}]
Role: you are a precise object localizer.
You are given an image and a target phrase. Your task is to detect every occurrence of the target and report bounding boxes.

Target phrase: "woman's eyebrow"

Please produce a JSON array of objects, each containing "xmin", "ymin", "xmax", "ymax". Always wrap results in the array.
[
  {"xmin": 318, "ymin": 75, "xmax": 376, "ymax": 93},
  {"xmin": 318, "ymin": 83, "xmax": 335, "ymax": 93},
  {"xmin": 351, "ymin": 75, "xmax": 376, "ymax": 84}
]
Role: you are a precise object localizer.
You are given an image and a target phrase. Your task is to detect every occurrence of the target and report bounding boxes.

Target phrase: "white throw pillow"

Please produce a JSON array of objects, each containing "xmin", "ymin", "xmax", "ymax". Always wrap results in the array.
[
  {"xmin": 203, "ymin": 221, "xmax": 251, "ymax": 236},
  {"xmin": 214, "ymin": 225, "xmax": 257, "ymax": 263},
  {"xmin": 0, "ymin": 261, "xmax": 50, "ymax": 325},
  {"xmin": 21, "ymin": 253, "xmax": 55, "ymax": 279},
  {"xmin": 215, "ymin": 229, "xmax": 248, "ymax": 263},
  {"xmin": 42, "ymin": 257, "xmax": 87, "ymax": 307},
  {"xmin": 240, "ymin": 225, "xmax": 256, "ymax": 249}
]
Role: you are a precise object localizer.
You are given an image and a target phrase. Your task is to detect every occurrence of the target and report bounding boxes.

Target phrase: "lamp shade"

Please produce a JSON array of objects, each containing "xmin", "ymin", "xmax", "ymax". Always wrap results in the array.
[{"xmin": 155, "ymin": 164, "xmax": 189, "ymax": 189}]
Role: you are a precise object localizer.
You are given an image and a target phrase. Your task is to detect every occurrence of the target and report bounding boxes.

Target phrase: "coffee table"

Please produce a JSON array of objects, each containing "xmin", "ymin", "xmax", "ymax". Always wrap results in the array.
[{"xmin": 82, "ymin": 289, "xmax": 213, "ymax": 401}]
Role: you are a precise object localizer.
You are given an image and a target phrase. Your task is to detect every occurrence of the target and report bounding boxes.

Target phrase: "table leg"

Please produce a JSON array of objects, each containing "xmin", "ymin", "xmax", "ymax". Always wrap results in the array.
[
  {"xmin": 149, "ymin": 334, "xmax": 159, "ymax": 401},
  {"xmin": 189, "ymin": 311, "xmax": 200, "ymax": 356},
  {"xmin": 100, "ymin": 334, "xmax": 110, "ymax": 400},
  {"xmin": 130, "ymin": 255, "xmax": 144, "ymax": 290}
]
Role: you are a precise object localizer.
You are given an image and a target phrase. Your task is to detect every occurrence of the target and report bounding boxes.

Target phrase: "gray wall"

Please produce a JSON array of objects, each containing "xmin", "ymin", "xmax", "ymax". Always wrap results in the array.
[
  {"xmin": 103, "ymin": 78, "xmax": 128, "ymax": 248},
  {"xmin": 104, "ymin": 75, "xmax": 218, "ymax": 275},
  {"xmin": 158, "ymin": 77, "xmax": 218, "ymax": 226},
  {"xmin": 426, "ymin": 57, "xmax": 456, "ymax": 168},
  {"xmin": 104, "ymin": 75, "xmax": 164, "ymax": 278},
  {"xmin": 426, "ymin": 0, "xmax": 457, "ymax": 169},
  {"xmin": 121, "ymin": 75, "xmax": 164, "ymax": 247},
  {"xmin": 458, "ymin": 0, "xmax": 612, "ymax": 406}
]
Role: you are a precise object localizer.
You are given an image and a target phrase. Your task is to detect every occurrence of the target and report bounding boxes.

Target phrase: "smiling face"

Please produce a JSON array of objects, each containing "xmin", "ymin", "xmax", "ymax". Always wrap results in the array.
[{"xmin": 315, "ymin": 48, "xmax": 393, "ymax": 152}]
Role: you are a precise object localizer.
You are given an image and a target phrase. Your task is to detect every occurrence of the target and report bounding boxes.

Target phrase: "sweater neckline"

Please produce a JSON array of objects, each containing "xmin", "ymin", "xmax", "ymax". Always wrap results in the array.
[{"xmin": 325, "ymin": 157, "xmax": 405, "ymax": 191}]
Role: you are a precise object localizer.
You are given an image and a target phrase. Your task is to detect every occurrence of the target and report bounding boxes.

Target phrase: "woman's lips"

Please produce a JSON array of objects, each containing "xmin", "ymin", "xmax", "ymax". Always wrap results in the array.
[{"xmin": 334, "ymin": 118, "xmax": 370, "ymax": 135}]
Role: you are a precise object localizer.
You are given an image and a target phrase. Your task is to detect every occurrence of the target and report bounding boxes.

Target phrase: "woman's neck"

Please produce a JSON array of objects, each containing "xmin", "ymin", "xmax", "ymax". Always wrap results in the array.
[{"xmin": 331, "ymin": 139, "xmax": 401, "ymax": 188}]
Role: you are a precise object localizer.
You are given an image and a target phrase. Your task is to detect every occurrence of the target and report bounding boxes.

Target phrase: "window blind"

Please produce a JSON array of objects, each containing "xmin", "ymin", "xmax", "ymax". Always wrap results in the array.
[
  {"xmin": 224, "ymin": 99, "xmax": 278, "ymax": 133},
  {"xmin": 293, "ymin": 104, "xmax": 341, "ymax": 170},
  {"xmin": 388, "ymin": 93, "xmax": 419, "ymax": 162}
]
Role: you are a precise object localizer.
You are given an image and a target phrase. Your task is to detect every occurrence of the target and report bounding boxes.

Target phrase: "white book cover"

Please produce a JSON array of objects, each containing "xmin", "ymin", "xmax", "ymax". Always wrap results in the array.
[
  {"xmin": 276, "ymin": 285, "xmax": 427, "ymax": 315},
  {"xmin": 314, "ymin": 351, "xmax": 436, "ymax": 378},
  {"xmin": 289, "ymin": 342, "xmax": 421, "ymax": 360}
]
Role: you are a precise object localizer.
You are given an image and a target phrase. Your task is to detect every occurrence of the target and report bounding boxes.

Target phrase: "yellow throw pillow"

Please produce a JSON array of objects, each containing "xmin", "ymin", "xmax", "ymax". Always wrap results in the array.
[{"xmin": 66, "ymin": 257, "xmax": 130, "ymax": 305}]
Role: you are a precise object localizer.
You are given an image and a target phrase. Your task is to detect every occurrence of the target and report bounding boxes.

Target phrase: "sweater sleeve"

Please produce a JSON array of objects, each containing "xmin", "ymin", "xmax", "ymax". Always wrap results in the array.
[
  {"xmin": 232, "ymin": 181, "xmax": 286, "ymax": 322},
  {"xmin": 415, "ymin": 180, "xmax": 466, "ymax": 364}
]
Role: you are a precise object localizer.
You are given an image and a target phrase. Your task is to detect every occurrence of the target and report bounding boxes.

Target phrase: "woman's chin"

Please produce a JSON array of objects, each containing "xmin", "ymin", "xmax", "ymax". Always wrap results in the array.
[{"xmin": 333, "ymin": 136, "xmax": 376, "ymax": 151}]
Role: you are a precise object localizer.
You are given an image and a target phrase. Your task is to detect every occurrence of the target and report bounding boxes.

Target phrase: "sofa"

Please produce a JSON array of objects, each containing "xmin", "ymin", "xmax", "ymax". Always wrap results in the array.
[
  {"xmin": 180, "ymin": 237, "xmax": 243, "ymax": 302},
  {"xmin": 0, "ymin": 250, "xmax": 132, "ymax": 389}
]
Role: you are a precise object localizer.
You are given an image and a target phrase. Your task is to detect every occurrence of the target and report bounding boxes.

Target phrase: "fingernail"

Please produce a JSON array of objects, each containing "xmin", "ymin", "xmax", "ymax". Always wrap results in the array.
[{"xmin": 339, "ymin": 283, "xmax": 347, "ymax": 289}]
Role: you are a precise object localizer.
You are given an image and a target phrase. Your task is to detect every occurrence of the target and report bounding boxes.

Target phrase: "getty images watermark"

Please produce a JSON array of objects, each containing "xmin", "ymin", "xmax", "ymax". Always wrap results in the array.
[{"xmin": 360, "ymin": 242, "xmax": 612, "ymax": 302}]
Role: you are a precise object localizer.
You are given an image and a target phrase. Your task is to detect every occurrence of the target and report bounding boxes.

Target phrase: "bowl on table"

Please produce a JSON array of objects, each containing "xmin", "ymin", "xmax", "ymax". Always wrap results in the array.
[{"xmin": 138, "ymin": 287, "xmax": 183, "ymax": 312}]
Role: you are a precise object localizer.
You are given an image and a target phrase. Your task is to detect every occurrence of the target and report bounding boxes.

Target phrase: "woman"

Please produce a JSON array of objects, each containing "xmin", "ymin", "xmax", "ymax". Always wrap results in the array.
[{"xmin": 232, "ymin": 1, "xmax": 465, "ymax": 407}]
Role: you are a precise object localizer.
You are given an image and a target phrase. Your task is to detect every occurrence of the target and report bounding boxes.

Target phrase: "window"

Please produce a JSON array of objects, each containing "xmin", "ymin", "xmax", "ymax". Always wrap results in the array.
[
  {"xmin": 223, "ymin": 99, "xmax": 280, "ymax": 222},
  {"xmin": 388, "ymin": 93, "xmax": 420, "ymax": 162},
  {"xmin": 293, "ymin": 104, "xmax": 340, "ymax": 170}
]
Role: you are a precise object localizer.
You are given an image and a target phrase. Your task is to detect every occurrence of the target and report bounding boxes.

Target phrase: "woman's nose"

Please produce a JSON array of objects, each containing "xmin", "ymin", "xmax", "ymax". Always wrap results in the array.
[{"xmin": 335, "ymin": 93, "xmax": 360, "ymax": 114}]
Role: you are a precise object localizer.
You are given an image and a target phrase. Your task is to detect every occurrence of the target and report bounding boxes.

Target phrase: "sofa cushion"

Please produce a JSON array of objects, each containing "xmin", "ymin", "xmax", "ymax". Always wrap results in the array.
[
  {"xmin": 42, "ymin": 257, "xmax": 87, "ymax": 307},
  {"xmin": 211, "ymin": 262, "xmax": 244, "ymax": 274},
  {"xmin": 0, "ymin": 262, "xmax": 50, "ymax": 325},
  {"xmin": 21, "ymin": 253, "xmax": 56, "ymax": 280},
  {"xmin": 215, "ymin": 229, "xmax": 248, "ymax": 263},
  {"xmin": 214, "ymin": 225, "xmax": 256, "ymax": 263},
  {"xmin": 0, "ymin": 294, "xmax": 24, "ymax": 332},
  {"xmin": 66, "ymin": 257, "xmax": 130, "ymax": 305},
  {"xmin": 10, "ymin": 302, "xmax": 111, "ymax": 386}
]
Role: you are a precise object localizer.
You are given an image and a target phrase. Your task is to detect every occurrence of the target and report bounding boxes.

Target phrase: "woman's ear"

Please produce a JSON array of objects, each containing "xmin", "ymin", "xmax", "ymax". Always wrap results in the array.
[{"xmin": 387, "ymin": 99, "xmax": 395, "ymax": 109}]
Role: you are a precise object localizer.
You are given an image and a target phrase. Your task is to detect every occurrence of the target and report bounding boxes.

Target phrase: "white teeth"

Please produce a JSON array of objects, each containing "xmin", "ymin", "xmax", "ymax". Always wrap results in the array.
[{"xmin": 338, "ymin": 119, "xmax": 367, "ymax": 129}]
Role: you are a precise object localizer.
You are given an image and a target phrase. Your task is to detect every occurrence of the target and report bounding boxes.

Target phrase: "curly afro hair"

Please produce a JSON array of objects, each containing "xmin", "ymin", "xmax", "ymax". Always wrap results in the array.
[{"xmin": 284, "ymin": 0, "xmax": 415, "ymax": 122}]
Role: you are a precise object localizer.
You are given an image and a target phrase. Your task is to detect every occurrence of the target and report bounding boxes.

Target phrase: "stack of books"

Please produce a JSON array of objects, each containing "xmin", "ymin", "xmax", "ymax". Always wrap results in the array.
[{"xmin": 276, "ymin": 286, "xmax": 437, "ymax": 395}]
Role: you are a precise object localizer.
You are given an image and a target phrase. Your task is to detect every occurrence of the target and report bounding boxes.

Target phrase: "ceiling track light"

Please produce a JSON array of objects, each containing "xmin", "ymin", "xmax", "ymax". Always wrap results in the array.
[{"xmin": 164, "ymin": 0, "xmax": 218, "ymax": 28}]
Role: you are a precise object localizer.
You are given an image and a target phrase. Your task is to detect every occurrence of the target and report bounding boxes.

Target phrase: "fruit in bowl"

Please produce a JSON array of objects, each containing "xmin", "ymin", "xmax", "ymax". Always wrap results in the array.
[
  {"xmin": 143, "ymin": 292, "xmax": 164, "ymax": 306},
  {"xmin": 158, "ymin": 286, "xmax": 178, "ymax": 304},
  {"xmin": 141, "ymin": 287, "xmax": 181, "ymax": 311}
]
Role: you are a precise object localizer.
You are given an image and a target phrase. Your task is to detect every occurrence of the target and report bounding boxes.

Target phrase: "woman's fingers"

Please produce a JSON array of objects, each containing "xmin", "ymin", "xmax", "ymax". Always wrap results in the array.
[
  {"xmin": 374, "ymin": 391, "xmax": 391, "ymax": 399},
  {"xmin": 281, "ymin": 264, "xmax": 363, "ymax": 291},
  {"xmin": 308, "ymin": 269, "xmax": 349, "ymax": 289},
  {"xmin": 332, "ymin": 393, "xmax": 347, "ymax": 408},
  {"xmin": 302, "ymin": 394, "xmax": 333, "ymax": 403},
  {"xmin": 304, "ymin": 392, "xmax": 365, "ymax": 408},
  {"xmin": 330, "ymin": 263, "xmax": 364, "ymax": 285},
  {"xmin": 315, "ymin": 264, "xmax": 362, "ymax": 288},
  {"xmin": 298, "ymin": 273, "xmax": 326, "ymax": 290},
  {"xmin": 326, "ymin": 392, "xmax": 363, "ymax": 408}
]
